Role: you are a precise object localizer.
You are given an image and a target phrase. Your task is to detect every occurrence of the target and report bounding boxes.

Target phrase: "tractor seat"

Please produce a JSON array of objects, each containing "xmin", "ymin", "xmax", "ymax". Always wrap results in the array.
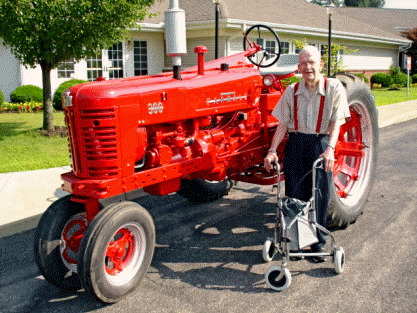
[{"xmin": 259, "ymin": 54, "xmax": 299, "ymax": 76}]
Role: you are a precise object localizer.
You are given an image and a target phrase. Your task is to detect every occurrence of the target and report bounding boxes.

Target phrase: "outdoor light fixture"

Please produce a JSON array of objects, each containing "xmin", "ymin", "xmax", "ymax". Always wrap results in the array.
[{"xmin": 213, "ymin": 0, "xmax": 221, "ymax": 59}]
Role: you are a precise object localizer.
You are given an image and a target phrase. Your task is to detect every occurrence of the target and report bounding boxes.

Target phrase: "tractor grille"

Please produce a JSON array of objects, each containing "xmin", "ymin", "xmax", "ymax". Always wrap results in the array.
[{"xmin": 65, "ymin": 108, "xmax": 120, "ymax": 179}]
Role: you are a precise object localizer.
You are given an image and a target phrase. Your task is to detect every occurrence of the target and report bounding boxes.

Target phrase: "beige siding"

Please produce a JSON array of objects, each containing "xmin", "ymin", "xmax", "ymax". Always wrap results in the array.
[
  {"xmin": 0, "ymin": 39, "xmax": 21, "ymax": 102},
  {"xmin": 342, "ymin": 46, "xmax": 398, "ymax": 71}
]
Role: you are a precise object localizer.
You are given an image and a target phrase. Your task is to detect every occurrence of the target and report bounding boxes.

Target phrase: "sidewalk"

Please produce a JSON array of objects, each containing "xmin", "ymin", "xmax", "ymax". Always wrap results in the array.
[{"xmin": 1, "ymin": 99, "xmax": 417, "ymax": 238}]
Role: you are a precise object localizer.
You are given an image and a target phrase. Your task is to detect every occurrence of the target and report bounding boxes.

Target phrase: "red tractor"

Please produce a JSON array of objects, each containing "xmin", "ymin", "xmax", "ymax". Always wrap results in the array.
[{"xmin": 34, "ymin": 3, "xmax": 378, "ymax": 303}]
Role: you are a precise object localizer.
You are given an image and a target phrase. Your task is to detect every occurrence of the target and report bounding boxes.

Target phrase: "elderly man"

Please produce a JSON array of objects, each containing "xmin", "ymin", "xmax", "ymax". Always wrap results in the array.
[{"xmin": 264, "ymin": 45, "xmax": 350, "ymax": 261}]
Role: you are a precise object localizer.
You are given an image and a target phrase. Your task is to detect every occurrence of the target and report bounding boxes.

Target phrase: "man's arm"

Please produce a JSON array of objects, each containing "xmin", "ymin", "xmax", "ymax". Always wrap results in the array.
[
  {"xmin": 264, "ymin": 122, "xmax": 288, "ymax": 172},
  {"xmin": 321, "ymin": 118, "xmax": 343, "ymax": 172}
]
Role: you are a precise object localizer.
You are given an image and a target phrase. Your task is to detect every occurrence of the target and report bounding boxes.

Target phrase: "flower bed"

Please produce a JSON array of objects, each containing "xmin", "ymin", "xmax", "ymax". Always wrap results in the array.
[{"xmin": 0, "ymin": 101, "xmax": 43, "ymax": 113}]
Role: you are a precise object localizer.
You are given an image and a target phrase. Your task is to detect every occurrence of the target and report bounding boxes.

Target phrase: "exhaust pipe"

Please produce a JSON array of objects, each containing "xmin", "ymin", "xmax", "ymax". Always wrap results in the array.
[{"xmin": 165, "ymin": 0, "xmax": 187, "ymax": 80}]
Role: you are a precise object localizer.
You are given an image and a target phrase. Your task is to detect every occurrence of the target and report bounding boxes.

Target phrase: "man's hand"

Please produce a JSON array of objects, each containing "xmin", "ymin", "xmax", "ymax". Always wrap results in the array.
[
  {"xmin": 264, "ymin": 151, "xmax": 278, "ymax": 172},
  {"xmin": 320, "ymin": 146, "xmax": 335, "ymax": 172}
]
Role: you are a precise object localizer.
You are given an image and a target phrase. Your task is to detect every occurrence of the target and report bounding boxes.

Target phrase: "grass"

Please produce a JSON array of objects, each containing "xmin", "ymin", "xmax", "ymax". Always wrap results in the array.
[
  {"xmin": 1, "ymin": 85, "xmax": 417, "ymax": 173},
  {"xmin": 0, "ymin": 112, "xmax": 70, "ymax": 173},
  {"xmin": 372, "ymin": 85, "xmax": 417, "ymax": 107}
]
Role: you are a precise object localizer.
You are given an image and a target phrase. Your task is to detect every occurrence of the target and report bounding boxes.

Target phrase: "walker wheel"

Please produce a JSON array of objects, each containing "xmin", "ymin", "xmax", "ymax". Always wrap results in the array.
[
  {"xmin": 262, "ymin": 238, "xmax": 276, "ymax": 262},
  {"xmin": 333, "ymin": 247, "xmax": 345, "ymax": 274},
  {"xmin": 265, "ymin": 265, "xmax": 291, "ymax": 291}
]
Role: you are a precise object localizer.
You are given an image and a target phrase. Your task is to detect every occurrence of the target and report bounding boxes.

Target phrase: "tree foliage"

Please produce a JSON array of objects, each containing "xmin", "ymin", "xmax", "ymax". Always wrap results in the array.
[
  {"xmin": 344, "ymin": 0, "xmax": 385, "ymax": 7},
  {"xmin": 0, "ymin": 0, "xmax": 156, "ymax": 130},
  {"xmin": 291, "ymin": 39, "xmax": 357, "ymax": 75},
  {"xmin": 401, "ymin": 27, "xmax": 417, "ymax": 75},
  {"xmin": 310, "ymin": 0, "xmax": 344, "ymax": 7}
]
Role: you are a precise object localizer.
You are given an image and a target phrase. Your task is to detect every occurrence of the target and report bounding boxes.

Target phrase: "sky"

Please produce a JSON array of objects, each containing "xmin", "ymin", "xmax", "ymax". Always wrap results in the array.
[{"xmin": 383, "ymin": 0, "xmax": 417, "ymax": 9}]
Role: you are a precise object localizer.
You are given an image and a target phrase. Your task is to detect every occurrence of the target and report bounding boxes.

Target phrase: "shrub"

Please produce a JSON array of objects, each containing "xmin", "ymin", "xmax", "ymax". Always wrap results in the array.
[
  {"xmin": 282, "ymin": 75, "xmax": 301, "ymax": 86},
  {"xmin": 353, "ymin": 73, "xmax": 369, "ymax": 83},
  {"xmin": 389, "ymin": 66, "xmax": 408, "ymax": 87},
  {"xmin": 411, "ymin": 74, "xmax": 417, "ymax": 84},
  {"xmin": 10, "ymin": 85, "xmax": 43, "ymax": 103},
  {"xmin": 53, "ymin": 79, "xmax": 88, "ymax": 110},
  {"xmin": 0, "ymin": 90, "xmax": 4, "ymax": 105},
  {"xmin": 0, "ymin": 101, "xmax": 43, "ymax": 113},
  {"xmin": 371, "ymin": 72, "xmax": 392, "ymax": 88},
  {"xmin": 388, "ymin": 83, "xmax": 401, "ymax": 90}
]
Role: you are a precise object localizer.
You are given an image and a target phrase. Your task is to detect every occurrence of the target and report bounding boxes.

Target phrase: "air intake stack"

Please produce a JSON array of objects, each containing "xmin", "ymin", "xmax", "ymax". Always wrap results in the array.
[{"xmin": 165, "ymin": 0, "xmax": 187, "ymax": 80}]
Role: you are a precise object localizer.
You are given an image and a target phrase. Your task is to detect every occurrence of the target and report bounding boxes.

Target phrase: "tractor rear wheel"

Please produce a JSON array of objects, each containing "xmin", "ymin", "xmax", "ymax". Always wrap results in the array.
[
  {"xmin": 328, "ymin": 73, "xmax": 379, "ymax": 229},
  {"xmin": 177, "ymin": 178, "xmax": 233, "ymax": 204}
]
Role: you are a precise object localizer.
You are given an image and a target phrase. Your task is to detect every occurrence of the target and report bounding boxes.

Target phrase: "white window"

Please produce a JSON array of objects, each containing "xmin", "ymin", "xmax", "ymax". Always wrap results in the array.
[
  {"xmin": 134, "ymin": 41, "xmax": 148, "ymax": 76},
  {"xmin": 57, "ymin": 58, "xmax": 75, "ymax": 78},
  {"xmin": 265, "ymin": 40, "xmax": 277, "ymax": 60},
  {"xmin": 280, "ymin": 41, "xmax": 290, "ymax": 54},
  {"xmin": 108, "ymin": 42, "xmax": 124, "ymax": 79},
  {"xmin": 320, "ymin": 44, "xmax": 328, "ymax": 56},
  {"xmin": 86, "ymin": 55, "xmax": 103, "ymax": 81}
]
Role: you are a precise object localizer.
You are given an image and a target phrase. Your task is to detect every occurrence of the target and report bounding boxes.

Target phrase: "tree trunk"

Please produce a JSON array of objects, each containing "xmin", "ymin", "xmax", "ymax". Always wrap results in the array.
[{"xmin": 41, "ymin": 62, "xmax": 54, "ymax": 131}]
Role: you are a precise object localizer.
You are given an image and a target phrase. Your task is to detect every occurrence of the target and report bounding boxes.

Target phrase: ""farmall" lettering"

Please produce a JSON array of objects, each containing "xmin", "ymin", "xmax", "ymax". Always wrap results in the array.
[{"xmin": 206, "ymin": 92, "xmax": 247, "ymax": 105}]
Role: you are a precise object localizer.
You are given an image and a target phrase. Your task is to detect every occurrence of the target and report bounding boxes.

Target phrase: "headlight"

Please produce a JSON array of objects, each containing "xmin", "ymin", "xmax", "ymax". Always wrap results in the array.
[
  {"xmin": 263, "ymin": 74, "xmax": 275, "ymax": 87},
  {"xmin": 63, "ymin": 90, "xmax": 73, "ymax": 108}
]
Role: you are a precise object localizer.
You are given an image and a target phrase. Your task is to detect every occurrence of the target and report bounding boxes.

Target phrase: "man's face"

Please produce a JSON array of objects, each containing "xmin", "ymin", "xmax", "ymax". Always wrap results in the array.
[{"xmin": 298, "ymin": 53, "xmax": 323, "ymax": 84}]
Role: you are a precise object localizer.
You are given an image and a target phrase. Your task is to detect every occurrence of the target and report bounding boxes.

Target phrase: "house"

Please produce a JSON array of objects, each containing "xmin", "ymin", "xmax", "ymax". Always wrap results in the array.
[{"xmin": 0, "ymin": 0, "xmax": 415, "ymax": 102}]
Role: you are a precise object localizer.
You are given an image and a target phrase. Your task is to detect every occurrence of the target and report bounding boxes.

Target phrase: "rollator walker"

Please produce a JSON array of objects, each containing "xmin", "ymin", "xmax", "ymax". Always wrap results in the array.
[{"xmin": 263, "ymin": 158, "xmax": 345, "ymax": 291}]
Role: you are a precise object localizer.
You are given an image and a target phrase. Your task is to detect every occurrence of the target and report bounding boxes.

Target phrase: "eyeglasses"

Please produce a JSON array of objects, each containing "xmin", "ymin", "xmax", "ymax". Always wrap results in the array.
[{"xmin": 299, "ymin": 60, "xmax": 317, "ymax": 67}]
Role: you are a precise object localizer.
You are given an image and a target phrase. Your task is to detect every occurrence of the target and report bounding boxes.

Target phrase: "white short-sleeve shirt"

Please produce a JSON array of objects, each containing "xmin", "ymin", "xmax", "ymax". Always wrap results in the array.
[{"xmin": 271, "ymin": 76, "xmax": 350, "ymax": 134}]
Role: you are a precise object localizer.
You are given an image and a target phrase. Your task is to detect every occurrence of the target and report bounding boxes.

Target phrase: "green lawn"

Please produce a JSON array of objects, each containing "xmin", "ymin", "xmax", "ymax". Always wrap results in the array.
[
  {"xmin": 0, "ymin": 113, "xmax": 70, "ymax": 173},
  {"xmin": 1, "ymin": 86, "xmax": 417, "ymax": 173},
  {"xmin": 373, "ymin": 85, "xmax": 417, "ymax": 107}
]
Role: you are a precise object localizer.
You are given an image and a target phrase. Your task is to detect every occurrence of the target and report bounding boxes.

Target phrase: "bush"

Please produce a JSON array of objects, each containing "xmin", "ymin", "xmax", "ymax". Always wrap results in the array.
[
  {"xmin": 411, "ymin": 74, "xmax": 417, "ymax": 84},
  {"xmin": 0, "ymin": 90, "xmax": 4, "ymax": 105},
  {"xmin": 389, "ymin": 66, "xmax": 408, "ymax": 87},
  {"xmin": 53, "ymin": 79, "xmax": 88, "ymax": 110},
  {"xmin": 353, "ymin": 73, "xmax": 369, "ymax": 83},
  {"xmin": 10, "ymin": 85, "xmax": 43, "ymax": 103},
  {"xmin": 0, "ymin": 101, "xmax": 43, "ymax": 113},
  {"xmin": 371, "ymin": 72, "xmax": 392, "ymax": 88},
  {"xmin": 282, "ymin": 75, "xmax": 302, "ymax": 86}
]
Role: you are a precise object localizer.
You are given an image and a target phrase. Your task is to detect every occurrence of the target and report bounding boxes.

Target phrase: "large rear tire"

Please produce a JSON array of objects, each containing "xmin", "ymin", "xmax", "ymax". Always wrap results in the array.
[
  {"xmin": 177, "ymin": 178, "xmax": 233, "ymax": 204},
  {"xmin": 328, "ymin": 74, "xmax": 379, "ymax": 228},
  {"xmin": 77, "ymin": 201, "xmax": 155, "ymax": 303}
]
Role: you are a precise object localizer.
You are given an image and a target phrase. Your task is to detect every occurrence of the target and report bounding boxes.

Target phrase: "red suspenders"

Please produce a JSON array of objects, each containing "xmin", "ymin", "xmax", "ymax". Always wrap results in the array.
[{"xmin": 293, "ymin": 77, "xmax": 327, "ymax": 134}]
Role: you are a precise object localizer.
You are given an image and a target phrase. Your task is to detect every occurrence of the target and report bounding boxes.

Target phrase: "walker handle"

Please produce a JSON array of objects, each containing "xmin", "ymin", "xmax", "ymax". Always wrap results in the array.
[{"xmin": 313, "ymin": 157, "xmax": 325, "ymax": 170}]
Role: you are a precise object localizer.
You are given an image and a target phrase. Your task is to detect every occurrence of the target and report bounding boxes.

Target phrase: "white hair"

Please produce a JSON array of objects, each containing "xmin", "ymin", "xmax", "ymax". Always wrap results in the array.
[{"xmin": 299, "ymin": 45, "xmax": 321, "ymax": 62}]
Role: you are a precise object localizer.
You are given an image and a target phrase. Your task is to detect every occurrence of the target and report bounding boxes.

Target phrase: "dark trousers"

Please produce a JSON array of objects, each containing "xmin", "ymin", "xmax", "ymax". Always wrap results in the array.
[{"xmin": 283, "ymin": 132, "xmax": 333, "ymax": 249}]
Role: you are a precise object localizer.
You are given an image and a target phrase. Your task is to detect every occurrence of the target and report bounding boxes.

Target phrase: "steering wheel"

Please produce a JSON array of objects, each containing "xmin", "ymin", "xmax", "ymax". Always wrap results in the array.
[{"xmin": 243, "ymin": 24, "xmax": 281, "ymax": 68}]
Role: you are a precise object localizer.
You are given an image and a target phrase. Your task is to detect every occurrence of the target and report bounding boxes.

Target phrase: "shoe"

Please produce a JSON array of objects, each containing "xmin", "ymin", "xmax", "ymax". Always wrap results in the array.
[{"xmin": 310, "ymin": 246, "xmax": 327, "ymax": 263}]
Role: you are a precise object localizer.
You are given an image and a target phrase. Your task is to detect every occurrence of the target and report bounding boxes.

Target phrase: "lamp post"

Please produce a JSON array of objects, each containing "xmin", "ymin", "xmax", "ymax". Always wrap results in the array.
[
  {"xmin": 326, "ymin": 6, "xmax": 332, "ymax": 77},
  {"xmin": 213, "ymin": 0, "xmax": 220, "ymax": 59}
]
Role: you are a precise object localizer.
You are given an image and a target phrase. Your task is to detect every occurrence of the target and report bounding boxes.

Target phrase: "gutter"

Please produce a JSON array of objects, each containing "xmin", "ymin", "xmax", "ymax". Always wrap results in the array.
[{"xmin": 136, "ymin": 18, "xmax": 410, "ymax": 47}]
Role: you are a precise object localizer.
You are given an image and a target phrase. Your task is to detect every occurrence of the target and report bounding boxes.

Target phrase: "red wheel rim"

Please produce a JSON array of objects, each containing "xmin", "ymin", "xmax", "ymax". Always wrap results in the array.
[
  {"xmin": 333, "ymin": 100, "xmax": 375, "ymax": 207},
  {"xmin": 103, "ymin": 223, "xmax": 147, "ymax": 286},
  {"xmin": 105, "ymin": 228, "xmax": 135, "ymax": 275},
  {"xmin": 60, "ymin": 213, "xmax": 88, "ymax": 272}
]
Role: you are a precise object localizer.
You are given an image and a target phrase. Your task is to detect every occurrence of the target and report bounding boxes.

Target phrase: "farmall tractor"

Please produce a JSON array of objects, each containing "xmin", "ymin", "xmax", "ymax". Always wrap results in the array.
[{"xmin": 34, "ymin": 0, "xmax": 378, "ymax": 303}]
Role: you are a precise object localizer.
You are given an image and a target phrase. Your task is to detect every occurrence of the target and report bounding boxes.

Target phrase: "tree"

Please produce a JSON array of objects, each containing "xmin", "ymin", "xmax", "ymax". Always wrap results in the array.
[
  {"xmin": 291, "ymin": 39, "xmax": 357, "ymax": 75},
  {"xmin": 344, "ymin": 0, "xmax": 385, "ymax": 7},
  {"xmin": 0, "ymin": 0, "xmax": 156, "ymax": 131},
  {"xmin": 401, "ymin": 27, "xmax": 417, "ymax": 75},
  {"xmin": 310, "ymin": 0, "xmax": 344, "ymax": 7},
  {"xmin": 322, "ymin": 43, "xmax": 357, "ymax": 74}
]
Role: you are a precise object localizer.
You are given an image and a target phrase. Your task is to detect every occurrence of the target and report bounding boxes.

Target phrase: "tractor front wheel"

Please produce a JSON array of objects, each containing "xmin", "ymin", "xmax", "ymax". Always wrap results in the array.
[
  {"xmin": 77, "ymin": 201, "xmax": 155, "ymax": 303},
  {"xmin": 34, "ymin": 195, "xmax": 86, "ymax": 291}
]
